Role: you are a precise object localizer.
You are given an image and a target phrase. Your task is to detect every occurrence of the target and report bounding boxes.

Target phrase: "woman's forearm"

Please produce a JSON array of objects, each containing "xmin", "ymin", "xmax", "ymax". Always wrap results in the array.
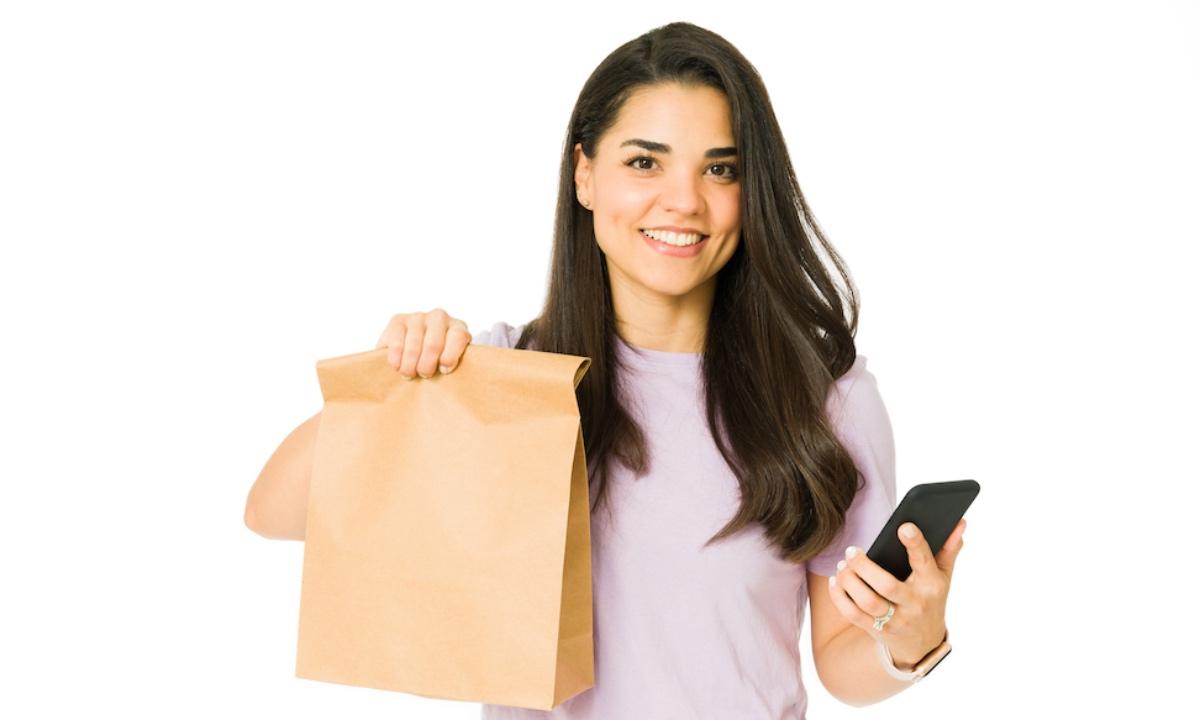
[{"xmin": 816, "ymin": 626, "xmax": 922, "ymax": 707}]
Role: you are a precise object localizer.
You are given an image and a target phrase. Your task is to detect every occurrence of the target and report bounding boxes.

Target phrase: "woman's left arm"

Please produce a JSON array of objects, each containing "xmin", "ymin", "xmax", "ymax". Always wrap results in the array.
[{"xmin": 816, "ymin": 518, "xmax": 966, "ymax": 707}]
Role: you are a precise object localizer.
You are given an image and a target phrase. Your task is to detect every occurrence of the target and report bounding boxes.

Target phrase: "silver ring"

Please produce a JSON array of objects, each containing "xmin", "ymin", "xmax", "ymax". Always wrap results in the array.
[{"xmin": 873, "ymin": 603, "xmax": 895, "ymax": 631}]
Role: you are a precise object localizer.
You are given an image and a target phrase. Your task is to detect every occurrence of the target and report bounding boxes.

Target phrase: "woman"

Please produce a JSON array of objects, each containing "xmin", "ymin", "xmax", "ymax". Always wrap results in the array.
[{"xmin": 245, "ymin": 21, "xmax": 965, "ymax": 719}]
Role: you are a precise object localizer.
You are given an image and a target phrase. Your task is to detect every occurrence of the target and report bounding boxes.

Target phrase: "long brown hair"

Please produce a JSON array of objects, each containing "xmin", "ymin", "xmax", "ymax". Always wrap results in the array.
[{"xmin": 513, "ymin": 21, "xmax": 864, "ymax": 565}]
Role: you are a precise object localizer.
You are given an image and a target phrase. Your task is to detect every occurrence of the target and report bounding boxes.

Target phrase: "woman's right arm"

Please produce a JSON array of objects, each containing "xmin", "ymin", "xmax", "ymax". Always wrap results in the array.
[
  {"xmin": 243, "ymin": 409, "xmax": 321, "ymax": 541},
  {"xmin": 243, "ymin": 308, "xmax": 473, "ymax": 541}
]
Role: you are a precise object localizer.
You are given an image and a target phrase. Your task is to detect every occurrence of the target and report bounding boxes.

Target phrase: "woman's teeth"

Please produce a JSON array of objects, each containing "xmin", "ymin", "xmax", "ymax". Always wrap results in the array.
[{"xmin": 640, "ymin": 229, "xmax": 706, "ymax": 246}]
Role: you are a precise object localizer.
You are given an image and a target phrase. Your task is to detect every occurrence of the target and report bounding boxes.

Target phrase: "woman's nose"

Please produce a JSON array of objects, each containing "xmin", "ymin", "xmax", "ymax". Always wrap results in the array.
[{"xmin": 658, "ymin": 174, "xmax": 704, "ymax": 214}]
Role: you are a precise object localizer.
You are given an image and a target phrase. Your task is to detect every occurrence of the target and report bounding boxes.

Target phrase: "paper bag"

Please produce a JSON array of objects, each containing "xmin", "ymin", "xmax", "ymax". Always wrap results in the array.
[{"xmin": 295, "ymin": 341, "xmax": 595, "ymax": 711}]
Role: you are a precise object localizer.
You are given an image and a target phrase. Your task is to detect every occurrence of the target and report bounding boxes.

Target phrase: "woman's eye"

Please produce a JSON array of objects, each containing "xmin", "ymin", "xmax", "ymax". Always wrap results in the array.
[
  {"xmin": 625, "ymin": 155, "xmax": 738, "ymax": 180},
  {"xmin": 630, "ymin": 156, "xmax": 655, "ymax": 171}
]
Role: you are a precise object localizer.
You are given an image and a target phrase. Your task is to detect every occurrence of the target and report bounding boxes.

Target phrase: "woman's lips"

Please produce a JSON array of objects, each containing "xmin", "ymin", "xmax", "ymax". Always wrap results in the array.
[{"xmin": 640, "ymin": 229, "xmax": 709, "ymax": 258}]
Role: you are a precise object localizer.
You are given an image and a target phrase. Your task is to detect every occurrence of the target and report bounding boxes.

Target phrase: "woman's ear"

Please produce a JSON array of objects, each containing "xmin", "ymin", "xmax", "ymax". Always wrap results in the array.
[{"xmin": 573, "ymin": 143, "xmax": 592, "ymax": 206}]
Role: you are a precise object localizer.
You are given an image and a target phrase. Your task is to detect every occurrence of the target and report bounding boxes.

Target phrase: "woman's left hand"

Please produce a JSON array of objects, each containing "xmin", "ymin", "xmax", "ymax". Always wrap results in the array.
[{"xmin": 828, "ymin": 518, "xmax": 966, "ymax": 668}]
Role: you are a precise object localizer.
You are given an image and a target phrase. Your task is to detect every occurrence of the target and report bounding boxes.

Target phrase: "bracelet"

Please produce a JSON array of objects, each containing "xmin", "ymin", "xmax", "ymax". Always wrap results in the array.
[{"xmin": 876, "ymin": 629, "xmax": 950, "ymax": 683}]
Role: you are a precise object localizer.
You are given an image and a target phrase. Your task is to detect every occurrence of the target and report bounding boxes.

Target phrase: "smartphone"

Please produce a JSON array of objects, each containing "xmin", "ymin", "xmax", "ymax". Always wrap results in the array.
[{"xmin": 866, "ymin": 480, "xmax": 980, "ymax": 582}]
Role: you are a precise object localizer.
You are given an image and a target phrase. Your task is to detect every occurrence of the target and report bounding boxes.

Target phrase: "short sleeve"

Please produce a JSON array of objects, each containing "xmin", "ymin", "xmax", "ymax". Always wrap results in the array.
[
  {"xmin": 470, "ymin": 320, "xmax": 523, "ymax": 349},
  {"xmin": 806, "ymin": 355, "xmax": 898, "ymax": 577}
]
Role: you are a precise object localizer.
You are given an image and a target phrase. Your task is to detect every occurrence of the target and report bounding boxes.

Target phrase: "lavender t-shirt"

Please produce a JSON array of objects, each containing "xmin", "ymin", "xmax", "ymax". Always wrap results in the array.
[{"xmin": 471, "ymin": 321, "xmax": 897, "ymax": 720}]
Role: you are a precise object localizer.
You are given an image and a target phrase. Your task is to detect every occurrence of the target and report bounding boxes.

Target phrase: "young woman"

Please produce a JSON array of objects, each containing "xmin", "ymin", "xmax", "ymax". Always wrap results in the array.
[{"xmin": 246, "ymin": 21, "xmax": 965, "ymax": 719}]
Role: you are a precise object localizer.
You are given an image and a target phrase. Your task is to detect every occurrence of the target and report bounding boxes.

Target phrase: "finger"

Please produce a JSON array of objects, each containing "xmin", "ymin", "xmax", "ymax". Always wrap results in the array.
[
  {"xmin": 825, "ymin": 574, "xmax": 876, "ymax": 634},
  {"xmin": 384, "ymin": 324, "xmax": 410, "ymax": 371},
  {"xmin": 415, "ymin": 309, "xmax": 453, "ymax": 378},
  {"xmin": 935, "ymin": 518, "xmax": 967, "ymax": 578},
  {"xmin": 843, "ymin": 547, "xmax": 908, "ymax": 606},
  {"xmin": 374, "ymin": 314, "xmax": 408, "ymax": 360},
  {"xmin": 398, "ymin": 314, "xmax": 427, "ymax": 379},
  {"xmin": 438, "ymin": 319, "xmax": 471, "ymax": 373},
  {"xmin": 834, "ymin": 555, "xmax": 893, "ymax": 622},
  {"xmin": 899, "ymin": 522, "xmax": 938, "ymax": 581}
]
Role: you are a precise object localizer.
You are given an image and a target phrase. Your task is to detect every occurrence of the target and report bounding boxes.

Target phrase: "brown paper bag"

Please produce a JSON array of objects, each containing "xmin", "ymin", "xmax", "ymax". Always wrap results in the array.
[{"xmin": 295, "ymin": 341, "xmax": 595, "ymax": 711}]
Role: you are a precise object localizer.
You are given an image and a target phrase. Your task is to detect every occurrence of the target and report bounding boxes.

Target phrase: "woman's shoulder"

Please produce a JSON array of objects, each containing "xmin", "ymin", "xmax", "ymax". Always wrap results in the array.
[
  {"xmin": 825, "ymin": 354, "xmax": 884, "ymax": 429},
  {"xmin": 831, "ymin": 354, "xmax": 871, "ymax": 394},
  {"xmin": 470, "ymin": 320, "xmax": 528, "ymax": 350}
]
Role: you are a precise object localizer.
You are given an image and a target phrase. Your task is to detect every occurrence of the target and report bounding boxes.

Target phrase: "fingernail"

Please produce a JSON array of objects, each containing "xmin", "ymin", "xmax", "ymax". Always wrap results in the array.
[
  {"xmin": 901, "ymin": 524, "xmax": 916, "ymax": 539},
  {"xmin": 439, "ymin": 364, "xmax": 452, "ymax": 374},
  {"xmin": 845, "ymin": 546, "xmax": 858, "ymax": 559},
  {"xmin": 836, "ymin": 560, "xmax": 846, "ymax": 571}
]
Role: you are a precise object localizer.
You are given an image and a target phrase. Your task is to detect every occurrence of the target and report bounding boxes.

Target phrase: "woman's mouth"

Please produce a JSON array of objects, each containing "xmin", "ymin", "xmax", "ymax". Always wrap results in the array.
[{"xmin": 640, "ymin": 228, "xmax": 709, "ymax": 258}]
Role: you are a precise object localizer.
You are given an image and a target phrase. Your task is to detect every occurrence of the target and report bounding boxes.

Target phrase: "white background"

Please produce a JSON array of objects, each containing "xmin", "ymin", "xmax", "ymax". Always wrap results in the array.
[{"xmin": 2, "ymin": 0, "xmax": 1196, "ymax": 717}]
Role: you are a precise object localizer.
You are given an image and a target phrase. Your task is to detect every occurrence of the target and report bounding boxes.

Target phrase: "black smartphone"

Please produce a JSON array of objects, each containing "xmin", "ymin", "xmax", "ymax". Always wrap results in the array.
[{"xmin": 866, "ymin": 480, "xmax": 980, "ymax": 582}]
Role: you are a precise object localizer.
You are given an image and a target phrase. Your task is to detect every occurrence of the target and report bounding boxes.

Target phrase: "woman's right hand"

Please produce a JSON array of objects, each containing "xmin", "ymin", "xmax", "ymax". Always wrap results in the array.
[{"xmin": 375, "ymin": 308, "xmax": 472, "ymax": 379}]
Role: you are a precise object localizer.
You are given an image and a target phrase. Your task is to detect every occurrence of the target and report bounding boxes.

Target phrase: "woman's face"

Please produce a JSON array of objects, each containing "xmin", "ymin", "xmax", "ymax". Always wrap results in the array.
[{"xmin": 574, "ymin": 82, "xmax": 741, "ymax": 303}]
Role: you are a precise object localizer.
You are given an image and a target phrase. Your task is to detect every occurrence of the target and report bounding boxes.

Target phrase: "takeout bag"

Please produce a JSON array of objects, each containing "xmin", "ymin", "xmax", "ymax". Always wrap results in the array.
[{"xmin": 295, "ymin": 341, "xmax": 595, "ymax": 710}]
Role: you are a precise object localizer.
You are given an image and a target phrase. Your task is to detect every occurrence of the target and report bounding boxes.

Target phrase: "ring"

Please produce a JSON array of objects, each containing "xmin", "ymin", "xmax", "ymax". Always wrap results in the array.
[{"xmin": 873, "ymin": 603, "xmax": 895, "ymax": 631}]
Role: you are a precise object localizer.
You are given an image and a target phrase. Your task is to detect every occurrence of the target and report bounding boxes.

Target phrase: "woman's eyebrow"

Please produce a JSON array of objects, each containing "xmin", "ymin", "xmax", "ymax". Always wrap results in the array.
[{"xmin": 620, "ymin": 138, "xmax": 737, "ymax": 158}]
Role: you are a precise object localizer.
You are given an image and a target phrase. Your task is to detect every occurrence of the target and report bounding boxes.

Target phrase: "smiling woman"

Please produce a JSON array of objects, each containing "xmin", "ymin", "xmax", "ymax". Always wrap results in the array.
[{"xmin": 467, "ymin": 18, "xmax": 962, "ymax": 720}]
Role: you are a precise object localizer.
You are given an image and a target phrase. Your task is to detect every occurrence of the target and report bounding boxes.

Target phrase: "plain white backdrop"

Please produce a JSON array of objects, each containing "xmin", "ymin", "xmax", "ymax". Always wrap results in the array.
[{"xmin": 1, "ymin": 0, "xmax": 1196, "ymax": 717}]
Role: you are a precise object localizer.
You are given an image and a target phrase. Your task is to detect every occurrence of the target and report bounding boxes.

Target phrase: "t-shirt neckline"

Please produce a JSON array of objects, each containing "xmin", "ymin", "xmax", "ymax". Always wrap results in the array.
[{"xmin": 614, "ymin": 333, "xmax": 703, "ymax": 368}]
